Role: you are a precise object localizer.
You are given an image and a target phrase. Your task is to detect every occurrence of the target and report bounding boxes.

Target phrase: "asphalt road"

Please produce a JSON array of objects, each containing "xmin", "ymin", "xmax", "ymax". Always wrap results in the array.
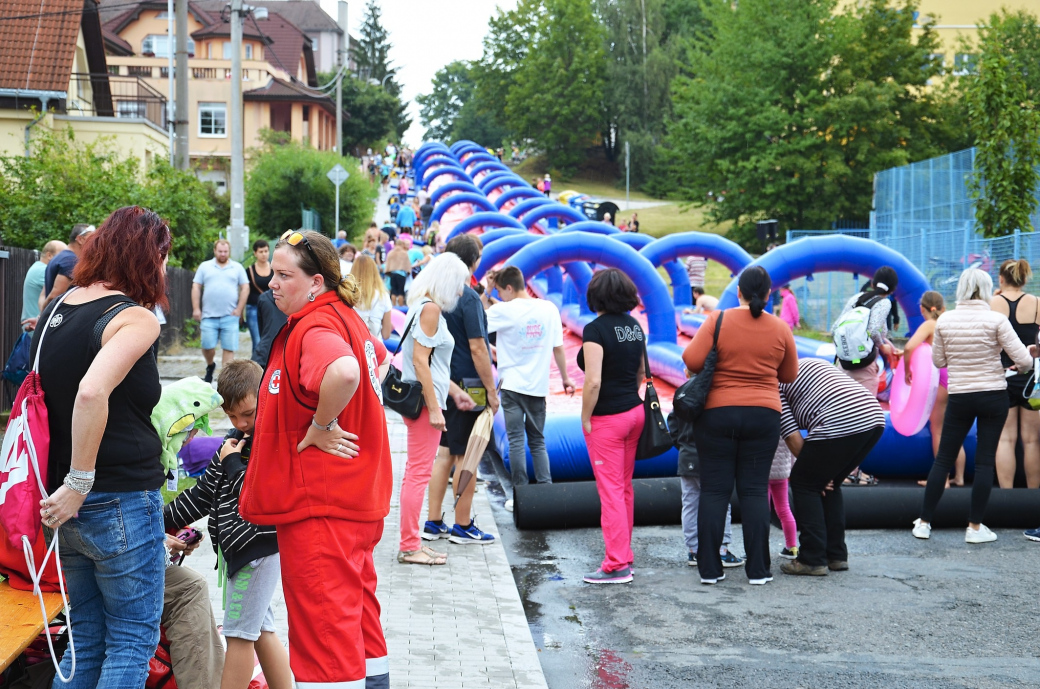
[{"xmin": 482, "ymin": 465, "xmax": 1040, "ymax": 689}]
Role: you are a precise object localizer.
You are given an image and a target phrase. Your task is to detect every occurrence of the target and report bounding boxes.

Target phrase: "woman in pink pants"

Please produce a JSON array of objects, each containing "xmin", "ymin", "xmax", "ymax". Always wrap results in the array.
[
  {"xmin": 578, "ymin": 269, "xmax": 647, "ymax": 584},
  {"xmin": 397, "ymin": 253, "xmax": 473, "ymax": 565}
]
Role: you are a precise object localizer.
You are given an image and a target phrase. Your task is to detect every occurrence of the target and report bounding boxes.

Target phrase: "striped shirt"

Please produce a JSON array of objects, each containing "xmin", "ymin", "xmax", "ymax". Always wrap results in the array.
[
  {"xmin": 779, "ymin": 358, "xmax": 885, "ymax": 441},
  {"xmin": 685, "ymin": 256, "xmax": 707, "ymax": 287}
]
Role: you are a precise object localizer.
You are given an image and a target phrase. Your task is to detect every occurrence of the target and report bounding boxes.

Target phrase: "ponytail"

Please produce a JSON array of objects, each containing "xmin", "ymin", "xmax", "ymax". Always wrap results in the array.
[
  {"xmin": 999, "ymin": 258, "xmax": 1032, "ymax": 288},
  {"xmin": 738, "ymin": 266, "xmax": 771, "ymax": 318},
  {"xmin": 337, "ymin": 273, "xmax": 360, "ymax": 307},
  {"xmin": 919, "ymin": 290, "xmax": 944, "ymax": 320}
]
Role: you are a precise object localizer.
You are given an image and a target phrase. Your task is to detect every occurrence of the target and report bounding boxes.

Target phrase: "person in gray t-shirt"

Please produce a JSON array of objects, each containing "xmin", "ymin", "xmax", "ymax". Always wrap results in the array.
[{"xmin": 192, "ymin": 239, "xmax": 248, "ymax": 381}]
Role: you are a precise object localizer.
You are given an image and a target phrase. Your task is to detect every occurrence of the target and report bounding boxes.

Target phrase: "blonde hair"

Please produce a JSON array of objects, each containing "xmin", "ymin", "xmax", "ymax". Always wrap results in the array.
[
  {"xmin": 1000, "ymin": 259, "xmax": 1032, "ymax": 288},
  {"xmin": 275, "ymin": 230, "xmax": 359, "ymax": 307},
  {"xmin": 919, "ymin": 291, "xmax": 944, "ymax": 320},
  {"xmin": 350, "ymin": 254, "xmax": 388, "ymax": 309},
  {"xmin": 407, "ymin": 253, "xmax": 469, "ymax": 313},
  {"xmin": 956, "ymin": 268, "xmax": 993, "ymax": 303}
]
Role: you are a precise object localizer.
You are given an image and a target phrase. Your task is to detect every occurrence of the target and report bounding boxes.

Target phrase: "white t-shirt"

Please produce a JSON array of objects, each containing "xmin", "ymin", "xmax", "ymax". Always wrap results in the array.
[
  {"xmin": 486, "ymin": 298, "xmax": 563, "ymax": 397},
  {"xmin": 354, "ymin": 293, "xmax": 392, "ymax": 338}
]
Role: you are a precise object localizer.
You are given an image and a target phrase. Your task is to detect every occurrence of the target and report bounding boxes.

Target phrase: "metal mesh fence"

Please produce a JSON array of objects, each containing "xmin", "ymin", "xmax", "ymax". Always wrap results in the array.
[{"xmin": 780, "ymin": 148, "xmax": 1040, "ymax": 335}]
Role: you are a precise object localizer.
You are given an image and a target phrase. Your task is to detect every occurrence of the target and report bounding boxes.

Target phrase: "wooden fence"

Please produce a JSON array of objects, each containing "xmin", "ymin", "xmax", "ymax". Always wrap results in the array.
[{"xmin": 0, "ymin": 245, "xmax": 193, "ymax": 412}]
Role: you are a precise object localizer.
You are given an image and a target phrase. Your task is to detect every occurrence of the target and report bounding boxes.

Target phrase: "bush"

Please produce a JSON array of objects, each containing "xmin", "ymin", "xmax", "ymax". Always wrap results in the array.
[
  {"xmin": 0, "ymin": 128, "xmax": 223, "ymax": 267},
  {"xmin": 245, "ymin": 137, "xmax": 377, "ymax": 241}
]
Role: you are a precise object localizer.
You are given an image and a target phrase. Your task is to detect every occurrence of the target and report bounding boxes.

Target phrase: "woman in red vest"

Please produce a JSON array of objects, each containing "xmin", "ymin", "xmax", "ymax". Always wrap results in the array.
[{"xmin": 239, "ymin": 230, "xmax": 392, "ymax": 689}]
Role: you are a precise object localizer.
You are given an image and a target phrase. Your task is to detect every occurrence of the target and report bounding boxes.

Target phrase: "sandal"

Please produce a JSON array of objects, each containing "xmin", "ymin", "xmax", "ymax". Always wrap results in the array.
[
  {"xmin": 844, "ymin": 469, "xmax": 879, "ymax": 486},
  {"xmin": 397, "ymin": 545, "xmax": 447, "ymax": 566}
]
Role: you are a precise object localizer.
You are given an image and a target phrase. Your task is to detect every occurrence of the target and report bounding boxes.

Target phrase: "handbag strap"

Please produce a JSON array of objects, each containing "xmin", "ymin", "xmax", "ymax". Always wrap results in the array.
[
  {"xmin": 30, "ymin": 287, "xmax": 78, "ymax": 373},
  {"xmin": 712, "ymin": 310, "xmax": 725, "ymax": 349}
]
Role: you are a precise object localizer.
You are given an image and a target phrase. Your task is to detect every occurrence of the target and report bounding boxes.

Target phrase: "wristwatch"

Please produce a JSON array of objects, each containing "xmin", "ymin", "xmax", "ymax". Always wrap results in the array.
[{"xmin": 312, "ymin": 416, "xmax": 338, "ymax": 432}]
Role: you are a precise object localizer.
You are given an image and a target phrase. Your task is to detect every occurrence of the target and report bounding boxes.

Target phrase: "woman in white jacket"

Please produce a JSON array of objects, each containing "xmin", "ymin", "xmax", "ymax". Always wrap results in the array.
[{"xmin": 914, "ymin": 269, "xmax": 1039, "ymax": 544}]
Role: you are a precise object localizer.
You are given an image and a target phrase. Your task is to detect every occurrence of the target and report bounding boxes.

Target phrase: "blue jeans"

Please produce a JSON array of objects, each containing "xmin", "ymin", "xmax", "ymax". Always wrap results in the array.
[
  {"xmin": 53, "ymin": 490, "xmax": 165, "ymax": 688},
  {"xmin": 245, "ymin": 304, "xmax": 260, "ymax": 358}
]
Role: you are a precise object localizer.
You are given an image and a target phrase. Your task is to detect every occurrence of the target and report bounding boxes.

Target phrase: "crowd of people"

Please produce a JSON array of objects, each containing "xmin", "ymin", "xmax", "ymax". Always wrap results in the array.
[{"xmin": 12, "ymin": 153, "xmax": 1040, "ymax": 688}]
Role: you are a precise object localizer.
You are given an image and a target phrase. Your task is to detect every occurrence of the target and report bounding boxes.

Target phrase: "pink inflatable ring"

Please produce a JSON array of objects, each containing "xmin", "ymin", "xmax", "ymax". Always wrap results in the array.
[{"xmin": 889, "ymin": 344, "xmax": 939, "ymax": 436}]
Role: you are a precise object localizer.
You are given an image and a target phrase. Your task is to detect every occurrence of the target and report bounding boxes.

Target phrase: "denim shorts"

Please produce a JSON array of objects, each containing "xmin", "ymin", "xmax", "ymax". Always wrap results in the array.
[
  {"xmin": 222, "ymin": 553, "xmax": 280, "ymax": 640},
  {"xmin": 200, "ymin": 315, "xmax": 240, "ymax": 351}
]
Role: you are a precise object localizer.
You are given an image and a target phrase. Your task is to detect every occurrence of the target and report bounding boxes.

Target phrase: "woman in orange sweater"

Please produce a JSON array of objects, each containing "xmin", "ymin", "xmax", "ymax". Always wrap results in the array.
[{"xmin": 683, "ymin": 266, "xmax": 799, "ymax": 585}]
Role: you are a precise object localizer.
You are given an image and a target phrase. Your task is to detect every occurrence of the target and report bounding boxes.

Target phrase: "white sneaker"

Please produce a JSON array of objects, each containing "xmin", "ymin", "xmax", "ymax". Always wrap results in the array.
[
  {"xmin": 504, "ymin": 499, "xmax": 514, "ymax": 513},
  {"xmin": 965, "ymin": 524, "xmax": 998, "ymax": 544},
  {"xmin": 700, "ymin": 573, "xmax": 726, "ymax": 585},
  {"xmin": 912, "ymin": 518, "xmax": 931, "ymax": 539}
]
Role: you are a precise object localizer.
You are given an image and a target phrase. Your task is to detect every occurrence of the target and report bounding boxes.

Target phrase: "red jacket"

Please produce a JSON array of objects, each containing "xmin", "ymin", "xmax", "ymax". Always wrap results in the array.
[{"xmin": 240, "ymin": 292, "xmax": 392, "ymax": 525}]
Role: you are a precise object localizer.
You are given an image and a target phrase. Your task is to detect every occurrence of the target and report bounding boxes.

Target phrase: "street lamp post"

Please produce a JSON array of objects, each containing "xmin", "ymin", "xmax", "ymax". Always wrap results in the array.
[{"xmin": 228, "ymin": 0, "xmax": 247, "ymax": 261}]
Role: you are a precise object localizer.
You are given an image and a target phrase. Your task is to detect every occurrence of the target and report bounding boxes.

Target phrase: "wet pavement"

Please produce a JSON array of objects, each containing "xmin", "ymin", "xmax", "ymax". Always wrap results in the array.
[{"xmin": 482, "ymin": 461, "xmax": 1040, "ymax": 688}]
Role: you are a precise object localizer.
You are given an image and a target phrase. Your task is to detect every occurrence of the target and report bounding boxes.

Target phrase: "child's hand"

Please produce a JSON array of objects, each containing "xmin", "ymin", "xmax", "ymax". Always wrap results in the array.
[{"xmin": 219, "ymin": 437, "xmax": 243, "ymax": 462}]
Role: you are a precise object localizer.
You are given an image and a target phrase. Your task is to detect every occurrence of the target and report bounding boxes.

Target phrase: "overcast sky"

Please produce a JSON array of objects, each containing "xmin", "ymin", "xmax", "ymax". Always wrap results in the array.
[{"xmin": 315, "ymin": 0, "xmax": 519, "ymax": 147}]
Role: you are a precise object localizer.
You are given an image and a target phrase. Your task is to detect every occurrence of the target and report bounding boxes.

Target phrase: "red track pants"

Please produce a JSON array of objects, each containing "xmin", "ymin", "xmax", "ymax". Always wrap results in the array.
[{"xmin": 277, "ymin": 517, "xmax": 388, "ymax": 688}]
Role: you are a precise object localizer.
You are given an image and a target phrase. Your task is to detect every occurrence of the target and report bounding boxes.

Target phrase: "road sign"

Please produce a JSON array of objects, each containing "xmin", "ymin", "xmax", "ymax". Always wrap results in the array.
[
  {"xmin": 327, "ymin": 163, "xmax": 349, "ymax": 187},
  {"xmin": 327, "ymin": 164, "xmax": 350, "ymax": 237}
]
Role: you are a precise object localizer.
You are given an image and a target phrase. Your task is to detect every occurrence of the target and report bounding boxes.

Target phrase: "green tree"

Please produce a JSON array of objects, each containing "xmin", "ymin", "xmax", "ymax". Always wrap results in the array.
[
  {"xmin": 350, "ymin": 0, "xmax": 410, "ymax": 138},
  {"xmin": 245, "ymin": 138, "xmax": 376, "ymax": 241},
  {"xmin": 0, "ymin": 128, "xmax": 219, "ymax": 267},
  {"xmin": 472, "ymin": 0, "xmax": 541, "ymax": 138},
  {"xmin": 964, "ymin": 10, "xmax": 1040, "ymax": 237},
  {"xmin": 664, "ymin": 0, "xmax": 949, "ymax": 246},
  {"xmin": 417, "ymin": 61, "xmax": 510, "ymax": 146},
  {"xmin": 505, "ymin": 0, "xmax": 607, "ymax": 172}
]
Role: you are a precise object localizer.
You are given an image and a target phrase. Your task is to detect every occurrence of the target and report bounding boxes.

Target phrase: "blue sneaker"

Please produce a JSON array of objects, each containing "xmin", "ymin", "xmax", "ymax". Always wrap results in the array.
[
  {"xmin": 1025, "ymin": 527, "xmax": 1040, "ymax": 542},
  {"xmin": 421, "ymin": 520, "xmax": 450, "ymax": 541},
  {"xmin": 720, "ymin": 549, "xmax": 744, "ymax": 568},
  {"xmin": 448, "ymin": 520, "xmax": 495, "ymax": 545},
  {"xmin": 583, "ymin": 566, "xmax": 633, "ymax": 584}
]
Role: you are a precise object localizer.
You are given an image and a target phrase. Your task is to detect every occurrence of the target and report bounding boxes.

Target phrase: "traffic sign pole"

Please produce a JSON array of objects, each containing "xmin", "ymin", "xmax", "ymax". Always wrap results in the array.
[{"xmin": 327, "ymin": 163, "xmax": 350, "ymax": 239}]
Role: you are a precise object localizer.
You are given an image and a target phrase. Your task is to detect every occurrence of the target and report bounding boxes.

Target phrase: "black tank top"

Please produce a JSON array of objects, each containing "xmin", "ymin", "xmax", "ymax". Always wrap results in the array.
[
  {"xmin": 246, "ymin": 264, "xmax": 272, "ymax": 306},
  {"xmin": 999, "ymin": 294, "xmax": 1040, "ymax": 368},
  {"xmin": 30, "ymin": 294, "xmax": 164, "ymax": 492}
]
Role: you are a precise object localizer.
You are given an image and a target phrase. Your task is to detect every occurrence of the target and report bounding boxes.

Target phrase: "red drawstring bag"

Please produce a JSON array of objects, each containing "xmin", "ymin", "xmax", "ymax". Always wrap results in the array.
[{"xmin": 0, "ymin": 289, "xmax": 77, "ymax": 682}]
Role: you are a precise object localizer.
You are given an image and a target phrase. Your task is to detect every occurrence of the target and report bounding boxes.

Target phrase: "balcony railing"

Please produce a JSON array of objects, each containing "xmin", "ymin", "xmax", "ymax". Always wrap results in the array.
[{"xmin": 66, "ymin": 74, "xmax": 167, "ymax": 131}]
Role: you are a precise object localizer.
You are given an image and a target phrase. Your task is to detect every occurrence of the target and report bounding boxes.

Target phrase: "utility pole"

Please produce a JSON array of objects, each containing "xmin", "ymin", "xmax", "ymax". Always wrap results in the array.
[
  {"xmin": 174, "ymin": 0, "xmax": 189, "ymax": 169},
  {"xmin": 625, "ymin": 140, "xmax": 630, "ymax": 211},
  {"xmin": 228, "ymin": 0, "xmax": 249, "ymax": 261},
  {"xmin": 337, "ymin": 1, "xmax": 348, "ymax": 157},
  {"xmin": 166, "ymin": 0, "xmax": 174, "ymax": 163}
]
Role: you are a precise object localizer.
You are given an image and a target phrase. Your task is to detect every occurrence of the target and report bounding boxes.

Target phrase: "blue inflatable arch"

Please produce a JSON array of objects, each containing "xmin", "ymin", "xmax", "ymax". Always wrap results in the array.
[
  {"xmin": 462, "ymin": 153, "xmax": 499, "ymax": 170},
  {"xmin": 451, "ymin": 140, "xmax": 483, "ymax": 155},
  {"xmin": 479, "ymin": 172, "xmax": 527, "ymax": 194},
  {"xmin": 508, "ymin": 197, "xmax": 553, "ymax": 219},
  {"xmin": 430, "ymin": 192, "xmax": 497, "ymax": 224},
  {"xmin": 469, "ymin": 161, "xmax": 510, "ymax": 180},
  {"xmin": 611, "ymin": 233, "xmax": 691, "ymax": 306},
  {"xmin": 520, "ymin": 204, "xmax": 587, "ymax": 230},
  {"xmin": 640, "ymin": 232, "xmax": 754, "ymax": 308},
  {"xmin": 414, "ymin": 154, "xmax": 457, "ymax": 182},
  {"xmin": 429, "ymin": 181, "xmax": 482, "ymax": 206},
  {"xmin": 470, "ymin": 227, "xmax": 527, "ymax": 245},
  {"xmin": 475, "ymin": 234, "xmax": 593, "ymax": 312},
  {"xmin": 421, "ymin": 165, "xmax": 473, "ymax": 190},
  {"xmin": 494, "ymin": 187, "xmax": 543, "ymax": 210},
  {"xmin": 443, "ymin": 212, "xmax": 526, "ymax": 243},
  {"xmin": 504, "ymin": 233, "xmax": 677, "ymax": 347},
  {"xmin": 413, "ymin": 143, "xmax": 451, "ymax": 168},
  {"xmin": 558, "ymin": 220, "xmax": 620, "ymax": 236},
  {"xmin": 717, "ymin": 235, "xmax": 929, "ymax": 334}
]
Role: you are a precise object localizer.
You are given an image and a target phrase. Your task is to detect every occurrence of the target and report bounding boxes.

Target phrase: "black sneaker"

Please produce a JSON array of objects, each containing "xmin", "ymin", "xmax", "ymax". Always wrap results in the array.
[{"xmin": 203, "ymin": 363, "xmax": 216, "ymax": 383}]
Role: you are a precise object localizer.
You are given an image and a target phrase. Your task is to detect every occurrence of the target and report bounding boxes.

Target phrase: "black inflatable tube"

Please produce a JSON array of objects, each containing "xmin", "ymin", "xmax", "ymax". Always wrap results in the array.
[{"xmin": 513, "ymin": 480, "xmax": 1040, "ymax": 530}]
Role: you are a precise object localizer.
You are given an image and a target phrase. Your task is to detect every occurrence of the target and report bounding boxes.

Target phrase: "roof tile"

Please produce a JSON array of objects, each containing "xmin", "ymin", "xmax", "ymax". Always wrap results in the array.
[{"xmin": 0, "ymin": 0, "xmax": 87, "ymax": 92}]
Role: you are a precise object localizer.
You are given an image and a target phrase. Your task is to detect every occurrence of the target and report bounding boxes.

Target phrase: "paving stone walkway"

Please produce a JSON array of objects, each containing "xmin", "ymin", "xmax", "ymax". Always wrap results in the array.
[{"xmin": 160, "ymin": 350, "xmax": 547, "ymax": 688}]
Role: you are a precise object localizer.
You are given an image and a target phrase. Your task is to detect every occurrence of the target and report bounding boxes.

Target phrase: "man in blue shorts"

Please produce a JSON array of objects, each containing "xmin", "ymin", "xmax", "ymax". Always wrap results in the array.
[{"xmin": 191, "ymin": 238, "xmax": 249, "ymax": 382}]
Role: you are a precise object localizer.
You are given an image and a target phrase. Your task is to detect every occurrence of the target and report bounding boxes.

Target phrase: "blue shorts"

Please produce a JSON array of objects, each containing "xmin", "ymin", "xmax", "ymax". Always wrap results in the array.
[{"xmin": 200, "ymin": 315, "xmax": 240, "ymax": 351}]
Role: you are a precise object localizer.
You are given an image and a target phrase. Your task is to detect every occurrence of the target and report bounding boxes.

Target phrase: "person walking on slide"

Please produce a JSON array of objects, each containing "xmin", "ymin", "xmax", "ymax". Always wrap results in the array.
[
  {"xmin": 913, "ymin": 269, "xmax": 1038, "ymax": 545},
  {"xmin": 904, "ymin": 291, "xmax": 965, "ymax": 488}
]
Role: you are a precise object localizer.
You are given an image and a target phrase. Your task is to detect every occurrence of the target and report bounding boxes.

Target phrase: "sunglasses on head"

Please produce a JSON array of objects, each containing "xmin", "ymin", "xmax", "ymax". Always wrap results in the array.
[{"xmin": 280, "ymin": 230, "xmax": 319, "ymax": 263}]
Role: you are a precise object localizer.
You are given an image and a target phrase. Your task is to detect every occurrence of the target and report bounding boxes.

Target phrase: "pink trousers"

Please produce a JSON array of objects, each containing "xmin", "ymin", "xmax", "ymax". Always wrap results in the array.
[
  {"xmin": 768, "ymin": 479, "xmax": 798, "ymax": 548},
  {"xmin": 583, "ymin": 405, "xmax": 645, "ymax": 573},
  {"xmin": 400, "ymin": 406, "xmax": 442, "ymax": 552}
]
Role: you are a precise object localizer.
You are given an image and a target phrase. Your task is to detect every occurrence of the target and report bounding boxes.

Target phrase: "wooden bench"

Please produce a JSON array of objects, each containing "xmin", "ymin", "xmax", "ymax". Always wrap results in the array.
[{"xmin": 0, "ymin": 579, "xmax": 64, "ymax": 672}]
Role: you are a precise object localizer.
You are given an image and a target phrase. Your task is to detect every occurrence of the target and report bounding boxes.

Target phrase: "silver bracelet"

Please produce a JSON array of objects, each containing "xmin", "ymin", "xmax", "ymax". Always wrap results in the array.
[
  {"xmin": 64, "ymin": 474, "xmax": 93, "ymax": 496},
  {"xmin": 68, "ymin": 468, "xmax": 96, "ymax": 480}
]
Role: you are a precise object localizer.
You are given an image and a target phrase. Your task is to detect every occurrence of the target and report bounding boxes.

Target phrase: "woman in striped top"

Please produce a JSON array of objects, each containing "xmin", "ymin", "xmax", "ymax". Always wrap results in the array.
[{"xmin": 778, "ymin": 358, "xmax": 886, "ymax": 576}]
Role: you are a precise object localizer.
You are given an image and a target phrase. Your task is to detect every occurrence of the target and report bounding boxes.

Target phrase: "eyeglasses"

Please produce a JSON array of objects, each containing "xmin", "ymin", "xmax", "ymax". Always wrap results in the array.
[{"xmin": 280, "ymin": 229, "xmax": 319, "ymax": 264}]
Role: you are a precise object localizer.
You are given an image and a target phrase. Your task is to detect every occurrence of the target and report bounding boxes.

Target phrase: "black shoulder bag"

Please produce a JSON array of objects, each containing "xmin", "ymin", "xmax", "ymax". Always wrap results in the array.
[
  {"xmin": 381, "ymin": 310, "xmax": 426, "ymax": 419},
  {"xmin": 636, "ymin": 339, "xmax": 674, "ymax": 460},
  {"xmin": 673, "ymin": 310, "xmax": 725, "ymax": 423}
]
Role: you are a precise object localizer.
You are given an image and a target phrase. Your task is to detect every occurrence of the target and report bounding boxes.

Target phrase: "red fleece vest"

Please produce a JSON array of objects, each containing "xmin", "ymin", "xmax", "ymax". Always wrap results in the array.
[{"xmin": 239, "ymin": 292, "xmax": 392, "ymax": 525}]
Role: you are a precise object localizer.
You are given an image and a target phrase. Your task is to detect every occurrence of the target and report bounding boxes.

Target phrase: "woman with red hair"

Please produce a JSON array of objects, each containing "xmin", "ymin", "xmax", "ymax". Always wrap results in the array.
[{"xmin": 33, "ymin": 206, "xmax": 170, "ymax": 688}]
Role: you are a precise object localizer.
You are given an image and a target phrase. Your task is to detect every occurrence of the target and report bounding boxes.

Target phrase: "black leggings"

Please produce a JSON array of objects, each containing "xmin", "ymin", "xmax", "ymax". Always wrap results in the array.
[
  {"xmin": 920, "ymin": 390, "xmax": 1009, "ymax": 524},
  {"xmin": 789, "ymin": 427, "xmax": 884, "ymax": 566},
  {"xmin": 694, "ymin": 406, "xmax": 780, "ymax": 580}
]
